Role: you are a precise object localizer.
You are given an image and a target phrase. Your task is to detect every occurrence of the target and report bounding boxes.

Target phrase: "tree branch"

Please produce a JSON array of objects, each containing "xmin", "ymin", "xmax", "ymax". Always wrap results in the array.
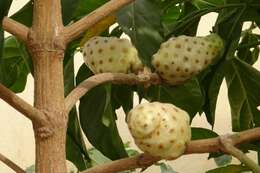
[
  {"xmin": 2, "ymin": 17, "xmax": 29, "ymax": 42},
  {"xmin": 0, "ymin": 84, "xmax": 49, "ymax": 126},
  {"xmin": 219, "ymin": 135, "xmax": 260, "ymax": 173},
  {"xmin": 65, "ymin": 73, "xmax": 161, "ymax": 113},
  {"xmin": 63, "ymin": 0, "xmax": 135, "ymax": 43},
  {"xmin": 81, "ymin": 127, "xmax": 260, "ymax": 173},
  {"xmin": 0, "ymin": 153, "xmax": 26, "ymax": 173}
]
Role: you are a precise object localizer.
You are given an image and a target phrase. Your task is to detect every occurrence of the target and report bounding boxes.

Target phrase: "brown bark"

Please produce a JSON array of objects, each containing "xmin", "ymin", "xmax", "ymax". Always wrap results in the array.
[{"xmin": 28, "ymin": 0, "xmax": 67, "ymax": 173}]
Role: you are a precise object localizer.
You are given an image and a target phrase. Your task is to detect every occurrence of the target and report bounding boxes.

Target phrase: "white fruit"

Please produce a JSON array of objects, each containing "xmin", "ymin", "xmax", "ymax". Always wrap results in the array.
[
  {"xmin": 83, "ymin": 36, "xmax": 143, "ymax": 74},
  {"xmin": 127, "ymin": 102, "xmax": 191, "ymax": 159},
  {"xmin": 152, "ymin": 34, "xmax": 223, "ymax": 85}
]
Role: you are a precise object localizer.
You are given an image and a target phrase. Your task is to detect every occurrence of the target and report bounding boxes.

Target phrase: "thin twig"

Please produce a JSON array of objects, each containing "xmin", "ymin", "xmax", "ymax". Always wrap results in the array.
[
  {"xmin": 0, "ymin": 153, "xmax": 26, "ymax": 173},
  {"xmin": 65, "ymin": 73, "xmax": 161, "ymax": 113},
  {"xmin": 0, "ymin": 84, "xmax": 48, "ymax": 126},
  {"xmin": 2, "ymin": 17, "xmax": 29, "ymax": 42},
  {"xmin": 81, "ymin": 127, "xmax": 260, "ymax": 173},
  {"xmin": 219, "ymin": 135, "xmax": 260, "ymax": 173},
  {"xmin": 63, "ymin": 0, "xmax": 135, "ymax": 43}
]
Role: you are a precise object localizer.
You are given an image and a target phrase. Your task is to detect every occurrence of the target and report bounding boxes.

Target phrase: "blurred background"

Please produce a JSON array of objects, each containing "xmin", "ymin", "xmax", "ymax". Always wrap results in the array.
[{"xmin": 0, "ymin": 0, "xmax": 260, "ymax": 172}]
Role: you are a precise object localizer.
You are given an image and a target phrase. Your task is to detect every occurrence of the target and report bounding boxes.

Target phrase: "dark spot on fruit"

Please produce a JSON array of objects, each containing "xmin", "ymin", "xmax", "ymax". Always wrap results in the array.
[
  {"xmin": 176, "ymin": 67, "xmax": 180, "ymax": 72},
  {"xmin": 195, "ymin": 59, "xmax": 199, "ymax": 63},
  {"xmin": 185, "ymin": 38, "xmax": 189, "ymax": 42},
  {"xmin": 184, "ymin": 56, "xmax": 189, "ymax": 61},
  {"xmin": 91, "ymin": 61, "xmax": 95, "ymax": 66},
  {"xmin": 164, "ymin": 125, "xmax": 168, "ymax": 128},
  {"xmin": 169, "ymin": 129, "xmax": 175, "ymax": 133},
  {"xmin": 170, "ymin": 140, "xmax": 175, "ymax": 144},
  {"xmin": 185, "ymin": 68, "xmax": 189, "ymax": 73},
  {"xmin": 204, "ymin": 60, "xmax": 208, "ymax": 65},
  {"xmin": 98, "ymin": 48, "xmax": 103, "ymax": 53},
  {"xmin": 160, "ymin": 71, "xmax": 164, "ymax": 75},
  {"xmin": 172, "ymin": 115, "xmax": 176, "ymax": 120},
  {"xmin": 146, "ymin": 144, "xmax": 151, "ymax": 147},
  {"xmin": 123, "ymin": 48, "xmax": 128, "ymax": 53},
  {"xmin": 193, "ymin": 41, "xmax": 197, "ymax": 44},
  {"xmin": 187, "ymin": 47, "xmax": 191, "ymax": 52},
  {"xmin": 104, "ymin": 39, "xmax": 108, "ymax": 43},
  {"xmin": 143, "ymin": 124, "xmax": 148, "ymax": 128},
  {"xmin": 109, "ymin": 58, "xmax": 113, "ymax": 62},
  {"xmin": 164, "ymin": 65, "xmax": 169, "ymax": 70},
  {"xmin": 181, "ymin": 75, "xmax": 186, "ymax": 78},
  {"xmin": 170, "ymin": 74, "xmax": 175, "ymax": 78},
  {"xmin": 162, "ymin": 118, "xmax": 166, "ymax": 121},
  {"xmin": 159, "ymin": 144, "xmax": 164, "ymax": 149},
  {"xmin": 201, "ymin": 42, "xmax": 205, "ymax": 46},
  {"xmin": 90, "ymin": 50, "xmax": 93, "ymax": 55},
  {"xmin": 175, "ymin": 44, "xmax": 181, "ymax": 48},
  {"xmin": 155, "ymin": 62, "xmax": 160, "ymax": 68},
  {"xmin": 157, "ymin": 131, "xmax": 160, "ymax": 136},
  {"xmin": 99, "ymin": 60, "xmax": 103, "ymax": 64},
  {"xmin": 181, "ymin": 127, "xmax": 184, "ymax": 134},
  {"xmin": 190, "ymin": 71, "xmax": 194, "ymax": 75},
  {"xmin": 99, "ymin": 69, "xmax": 103, "ymax": 73},
  {"xmin": 83, "ymin": 52, "xmax": 86, "ymax": 56},
  {"xmin": 95, "ymin": 41, "xmax": 99, "ymax": 44},
  {"xmin": 171, "ymin": 61, "xmax": 175, "ymax": 65},
  {"xmin": 206, "ymin": 51, "xmax": 209, "ymax": 55},
  {"xmin": 110, "ymin": 46, "xmax": 115, "ymax": 50}
]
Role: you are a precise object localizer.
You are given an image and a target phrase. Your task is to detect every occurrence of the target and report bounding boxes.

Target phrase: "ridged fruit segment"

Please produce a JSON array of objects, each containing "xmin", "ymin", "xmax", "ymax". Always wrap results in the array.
[
  {"xmin": 152, "ymin": 34, "xmax": 223, "ymax": 85},
  {"xmin": 83, "ymin": 36, "xmax": 143, "ymax": 74},
  {"xmin": 127, "ymin": 102, "xmax": 191, "ymax": 159}
]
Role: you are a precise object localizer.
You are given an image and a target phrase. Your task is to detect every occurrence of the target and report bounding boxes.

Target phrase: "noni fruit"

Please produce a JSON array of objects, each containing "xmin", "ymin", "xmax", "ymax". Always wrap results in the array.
[
  {"xmin": 127, "ymin": 102, "xmax": 191, "ymax": 159},
  {"xmin": 152, "ymin": 34, "xmax": 223, "ymax": 85},
  {"xmin": 83, "ymin": 36, "xmax": 143, "ymax": 74}
]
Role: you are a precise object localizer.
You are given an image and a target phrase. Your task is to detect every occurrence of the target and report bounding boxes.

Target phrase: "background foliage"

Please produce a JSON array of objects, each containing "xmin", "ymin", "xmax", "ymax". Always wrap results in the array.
[{"xmin": 1, "ymin": 0, "xmax": 260, "ymax": 172}]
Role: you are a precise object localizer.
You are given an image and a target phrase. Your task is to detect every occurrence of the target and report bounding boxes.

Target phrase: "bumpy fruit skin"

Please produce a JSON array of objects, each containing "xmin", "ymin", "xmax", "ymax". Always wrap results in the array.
[
  {"xmin": 127, "ymin": 102, "xmax": 191, "ymax": 159},
  {"xmin": 83, "ymin": 36, "xmax": 143, "ymax": 74},
  {"xmin": 152, "ymin": 34, "xmax": 223, "ymax": 85}
]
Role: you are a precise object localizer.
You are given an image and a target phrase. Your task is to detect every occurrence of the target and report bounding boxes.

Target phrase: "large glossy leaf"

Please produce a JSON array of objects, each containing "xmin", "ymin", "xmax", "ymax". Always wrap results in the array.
[
  {"xmin": 1, "ymin": 36, "xmax": 31, "ymax": 92},
  {"xmin": 117, "ymin": 0, "xmax": 164, "ymax": 66},
  {"xmin": 77, "ymin": 65, "xmax": 127, "ymax": 160},
  {"xmin": 191, "ymin": 127, "xmax": 218, "ymax": 140},
  {"xmin": 206, "ymin": 164, "xmax": 250, "ymax": 173},
  {"xmin": 64, "ymin": 50, "xmax": 90, "ymax": 170},
  {"xmin": 192, "ymin": 0, "xmax": 225, "ymax": 9},
  {"xmin": 0, "ymin": 0, "xmax": 13, "ymax": 85},
  {"xmin": 145, "ymin": 78, "xmax": 204, "ymax": 119},
  {"xmin": 73, "ymin": 0, "xmax": 108, "ymax": 20},
  {"xmin": 225, "ymin": 58, "xmax": 260, "ymax": 131}
]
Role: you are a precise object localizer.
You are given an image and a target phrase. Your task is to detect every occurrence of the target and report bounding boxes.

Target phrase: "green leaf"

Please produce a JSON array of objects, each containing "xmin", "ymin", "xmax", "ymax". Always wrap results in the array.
[
  {"xmin": 64, "ymin": 50, "xmax": 90, "ymax": 170},
  {"xmin": 73, "ymin": 0, "xmax": 108, "ymax": 20},
  {"xmin": 191, "ymin": 127, "xmax": 218, "ymax": 140},
  {"xmin": 159, "ymin": 163, "xmax": 178, "ymax": 173},
  {"xmin": 61, "ymin": 0, "xmax": 80, "ymax": 25},
  {"xmin": 214, "ymin": 154, "xmax": 232, "ymax": 167},
  {"xmin": 111, "ymin": 85, "xmax": 133, "ymax": 114},
  {"xmin": 77, "ymin": 65, "xmax": 128, "ymax": 160},
  {"xmin": 1, "ymin": 36, "xmax": 31, "ymax": 93},
  {"xmin": 145, "ymin": 79, "xmax": 204, "ymax": 118},
  {"xmin": 11, "ymin": 1, "xmax": 33, "ymax": 27},
  {"xmin": 225, "ymin": 58, "xmax": 260, "ymax": 131},
  {"xmin": 0, "ymin": 0, "xmax": 13, "ymax": 84},
  {"xmin": 201, "ymin": 63, "xmax": 225, "ymax": 126},
  {"xmin": 237, "ymin": 33, "xmax": 259, "ymax": 65},
  {"xmin": 206, "ymin": 164, "xmax": 250, "ymax": 173},
  {"xmin": 192, "ymin": 0, "xmax": 225, "ymax": 9},
  {"xmin": 117, "ymin": 0, "xmax": 164, "ymax": 66}
]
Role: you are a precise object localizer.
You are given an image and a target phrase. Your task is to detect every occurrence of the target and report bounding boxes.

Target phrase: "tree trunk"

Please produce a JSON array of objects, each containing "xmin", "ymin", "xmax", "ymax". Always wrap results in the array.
[{"xmin": 28, "ymin": 0, "xmax": 68, "ymax": 172}]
